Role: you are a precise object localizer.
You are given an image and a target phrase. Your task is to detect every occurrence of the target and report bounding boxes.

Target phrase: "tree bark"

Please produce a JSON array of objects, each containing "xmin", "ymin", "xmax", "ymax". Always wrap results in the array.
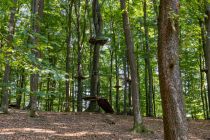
[
  {"xmin": 115, "ymin": 43, "xmax": 120, "ymax": 114},
  {"xmin": 75, "ymin": 0, "xmax": 83, "ymax": 112},
  {"xmin": 199, "ymin": 53, "xmax": 207, "ymax": 119},
  {"xmin": 111, "ymin": 21, "xmax": 120, "ymax": 114},
  {"xmin": 1, "ymin": 0, "xmax": 17, "ymax": 114},
  {"xmin": 109, "ymin": 49, "xmax": 113, "ymax": 106},
  {"xmin": 199, "ymin": 19, "xmax": 209, "ymax": 119},
  {"xmin": 204, "ymin": 3, "xmax": 210, "ymax": 119},
  {"xmin": 16, "ymin": 69, "xmax": 25, "ymax": 109},
  {"xmin": 87, "ymin": 0, "xmax": 103, "ymax": 112},
  {"xmin": 158, "ymin": 0, "xmax": 188, "ymax": 139},
  {"xmin": 65, "ymin": 0, "xmax": 74, "ymax": 112},
  {"xmin": 143, "ymin": 0, "xmax": 153, "ymax": 117},
  {"xmin": 120, "ymin": 0, "xmax": 144, "ymax": 132},
  {"xmin": 123, "ymin": 49, "xmax": 128, "ymax": 115},
  {"xmin": 30, "ymin": 0, "xmax": 44, "ymax": 117},
  {"xmin": 109, "ymin": 13, "xmax": 114, "ymax": 107},
  {"xmin": 75, "ymin": 0, "xmax": 89, "ymax": 112}
]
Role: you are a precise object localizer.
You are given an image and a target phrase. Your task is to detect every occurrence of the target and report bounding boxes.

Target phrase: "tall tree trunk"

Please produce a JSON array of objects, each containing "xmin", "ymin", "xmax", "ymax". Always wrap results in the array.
[
  {"xmin": 75, "ymin": 0, "xmax": 83, "ymax": 112},
  {"xmin": 199, "ymin": 19, "xmax": 208, "ymax": 119},
  {"xmin": 120, "ymin": 0, "xmax": 144, "ymax": 132},
  {"xmin": 151, "ymin": 0, "xmax": 159, "ymax": 118},
  {"xmin": 109, "ymin": 49, "xmax": 113, "ymax": 106},
  {"xmin": 200, "ymin": 54, "xmax": 207, "ymax": 118},
  {"xmin": 204, "ymin": 3, "xmax": 210, "ymax": 119},
  {"xmin": 75, "ymin": 0, "xmax": 88, "ymax": 112},
  {"xmin": 1, "ymin": 0, "xmax": 17, "ymax": 114},
  {"xmin": 87, "ymin": 0, "xmax": 104, "ymax": 112},
  {"xmin": 115, "ymin": 44, "xmax": 120, "ymax": 114},
  {"xmin": 112, "ymin": 21, "xmax": 120, "ymax": 114},
  {"xmin": 143, "ymin": 0, "xmax": 153, "ymax": 117},
  {"xmin": 30, "ymin": 0, "xmax": 44, "ymax": 117},
  {"xmin": 108, "ymin": 11, "xmax": 114, "ymax": 107},
  {"xmin": 123, "ymin": 49, "xmax": 128, "ymax": 115},
  {"xmin": 65, "ymin": 0, "xmax": 74, "ymax": 112},
  {"xmin": 158, "ymin": 0, "xmax": 188, "ymax": 139}
]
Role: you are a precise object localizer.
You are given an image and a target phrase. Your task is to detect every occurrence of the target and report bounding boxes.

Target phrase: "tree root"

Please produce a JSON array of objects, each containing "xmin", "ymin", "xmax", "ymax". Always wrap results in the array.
[{"xmin": 131, "ymin": 124, "xmax": 153, "ymax": 134}]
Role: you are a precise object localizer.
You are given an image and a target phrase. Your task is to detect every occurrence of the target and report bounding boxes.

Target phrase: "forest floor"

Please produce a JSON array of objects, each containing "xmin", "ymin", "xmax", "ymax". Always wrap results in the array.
[{"xmin": 0, "ymin": 109, "xmax": 210, "ymax": 140}]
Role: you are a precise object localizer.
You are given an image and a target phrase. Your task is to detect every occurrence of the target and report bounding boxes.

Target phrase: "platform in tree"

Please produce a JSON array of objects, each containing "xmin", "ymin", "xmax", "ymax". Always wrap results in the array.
[{"xmin": 89, "ymin": 36, "xmax": 108, "ymax": 45}]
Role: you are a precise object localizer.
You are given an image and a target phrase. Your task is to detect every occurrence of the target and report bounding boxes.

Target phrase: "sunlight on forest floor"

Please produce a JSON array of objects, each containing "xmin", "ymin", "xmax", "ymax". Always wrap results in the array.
[{"xmin": 0, "ymin": 109, "xmax": 209, "ymax": 140}]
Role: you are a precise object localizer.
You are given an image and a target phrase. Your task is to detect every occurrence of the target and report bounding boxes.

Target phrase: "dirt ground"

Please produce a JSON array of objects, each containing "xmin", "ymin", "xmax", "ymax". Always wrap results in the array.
[{"xmin": 0, "ymin": 109, "xmax": 210, "ymax": 140}]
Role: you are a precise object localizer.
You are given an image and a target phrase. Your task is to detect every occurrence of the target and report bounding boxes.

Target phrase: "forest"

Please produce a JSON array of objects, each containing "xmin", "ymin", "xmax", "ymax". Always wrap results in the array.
[{"xmin": 0, "ymin": 0, "xmax": 210, "ymax": 139}]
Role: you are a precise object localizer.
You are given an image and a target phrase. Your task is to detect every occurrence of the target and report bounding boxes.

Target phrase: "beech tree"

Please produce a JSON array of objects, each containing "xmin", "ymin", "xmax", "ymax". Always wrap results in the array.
[
  {"xmin": 120, "ymin": 0, "xmax": 145, "ymax": 132},
  {"xmin": 1, "ymin": 0, "xmax": 17, "ymax": 114},
  {"xmin": 86, "ymin": 0, "xmax": 106, "ymax": 111},
  {"xmin": 64, "ymin": 0, "xmax": 74, "ymax": 112},
  {"xmin": 143, "ymin": 0, "xmax": 153, "ymax": 117},
  {"xmin": 158, "ymin": 0, "xmax": 188, "ymax": 139},
  {"xmin": 204, "ymin": 2, "xmax": 210, "ymax": 119},
  {"xmin": 30, "ymin": 0, "xmax": 44, "ymax": 117}
]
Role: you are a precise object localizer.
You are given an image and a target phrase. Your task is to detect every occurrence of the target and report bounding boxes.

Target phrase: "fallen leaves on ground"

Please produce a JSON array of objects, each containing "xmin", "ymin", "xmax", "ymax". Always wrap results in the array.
[{"xmin": 0, "ymin": 109, "xmax": 209, "ymax": 140}]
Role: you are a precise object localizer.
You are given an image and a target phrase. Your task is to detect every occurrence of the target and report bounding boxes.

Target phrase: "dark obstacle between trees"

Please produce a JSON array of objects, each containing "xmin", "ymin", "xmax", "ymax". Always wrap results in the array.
[{"xmin": 83, "ymin": 96, "xmax": 114, "ymax": 114}]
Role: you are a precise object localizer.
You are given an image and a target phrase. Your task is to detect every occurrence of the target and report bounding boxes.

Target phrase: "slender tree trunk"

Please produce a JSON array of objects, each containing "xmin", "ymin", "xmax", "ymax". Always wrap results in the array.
[
  {"xmin": 109, "ymin": 13, "xmax": 114, "ymax": 107},
  {"xmin": 144, "ymin": 53, "xmax": 149, "ymax": 115},
  {"xmin": 1, "ymin": 0, "xmax": 17, "ymax": 114},
  {"xmin": 30, "ymin": 73, "xmax": 39, "ymax": 117},
  {"xmin": 123, "ymin": 50, "xmax": 128, "ymax": 115},
  {"xmin": 50, "ymin": 81, "xmax": 56, "ymax": 111},
  {"xmin": 72, "ymin": 74, "xmax": 75, "ymax": 112},
  {"xmin": 88, "ymin": 43, "xmax": 100, "ymax": 111},
  {"xmin": 158, "ymin": 0, "xmax": 188, "ymax": 139},
  {"xmin": 112, "ymin": 22, "xmax": 120, "ymax": 114},
  {"xmin": 65, "ymin": 0, "xmax": 74, "ymax": 112},
  {"xmin": 143, "ymin": 0, "xmax": 153, "ymax": 117},
  {"xmin": 109, "ymin": 49, "xmax": 113, "ymax": 106},
  {"xmin": 16, "ymin": 69, "xmax": 25, "ymax": 109},
  {"xmin": 46, "ymin": 74, "xmax": 50, "ymax": 111},
  {"xmin": 76, "ymin": 0, "xmax": 89, "ymax": 112},
  {"xmin": 200, "ymin": 55, "xmax": 206, "ymax": 118},
  {"xmin": 88, "ymin": 4, "xmax": 93, "ymax": 86},
  {"xmin": 58, "ymin": 82, "xmax": 62, "ymax": 112},
  {"xmin": 75, "ymin": 0, "xmax": 83, "ymax": 112},
  {"xmin": 151, "ymin": 0, "xmax": 159, "ymax": 118},
  {"xmin": 29, "ymin": 0, "xmax": 44, "ymax": 117},
  {"xmin": 87, "ymin": 0, "xmax": 104, "ymax": 112},
  {"xmin": 38, "ymin": 81, "xmax": 42, "ymax": 110},
  {"xmin": 115, "ymin": 44, "xmax": 120, "ymax": 114},
  {"xmin": 199, "ymin": 19, "xmax": 208, "ymax": 119},
  {"xmin": 199, "ymin": 19, "xmax": 209, "ymax": 119},
  {"xmin": 205, "ymin": 3, "xmax": 210, "ymax": 119},
  {"xmin": 120, "ymin": 0, "xmax": 144, "ymax": 132},
  {"xmin": 153, "ymin": 85, "xmax": 156, "ymax": 117}
]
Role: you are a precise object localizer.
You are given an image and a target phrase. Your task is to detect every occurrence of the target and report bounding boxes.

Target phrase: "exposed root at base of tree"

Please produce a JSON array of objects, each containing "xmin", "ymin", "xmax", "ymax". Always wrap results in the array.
[
  {"xmin": 131, "ymin": 124, "xmax": 152, "ymax": 134},
  {"xmin": 29, "ymin": 110, "xmax": 39, "ymax": 117}
]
